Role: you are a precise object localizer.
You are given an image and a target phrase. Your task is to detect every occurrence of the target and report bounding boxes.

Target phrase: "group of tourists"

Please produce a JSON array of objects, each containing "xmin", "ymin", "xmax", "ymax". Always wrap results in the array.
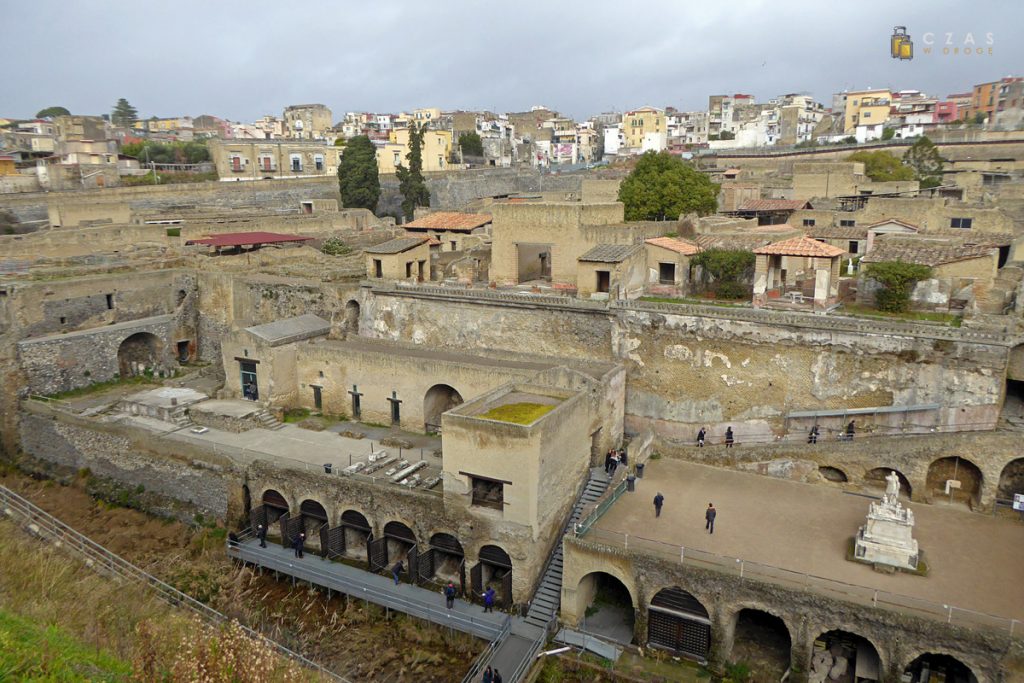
[
  {"xmin": 604, "ymin": 448, "xmax": 627, "ymax": 475},
  {"xmin": 695, "ymin": 427, "xmax": 734, "ymax": 448},
  {"xmin": 808, "ymin": 420, "xmax": 855, "ymax": 444},
  {"xmin": 652, "ymin": 496, "xmax": 718, "ymax": 534}
]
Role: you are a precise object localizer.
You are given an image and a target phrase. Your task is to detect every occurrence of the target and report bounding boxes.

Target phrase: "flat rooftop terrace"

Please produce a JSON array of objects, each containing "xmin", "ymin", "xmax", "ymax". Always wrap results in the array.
[{"xmin": 592, "ymin": 459, "xmax": 1024, "ymax": 623}]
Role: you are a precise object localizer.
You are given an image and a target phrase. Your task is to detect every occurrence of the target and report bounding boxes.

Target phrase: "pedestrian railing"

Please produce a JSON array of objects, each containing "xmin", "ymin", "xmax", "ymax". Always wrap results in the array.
[
  {"xmin": 227, "ymin": 539, "xmax": 507, "ymax": 641},
  {"xmin": 574, "ymin": 477, "xmax": 627, "ymax": 536},
  {"xmin": 0, "ymin": 485, "xmax": 351, "ymax": 681},
  {"xmin": 509, "ymin": 616, "xmax": 560, "ymax": 683},
  {"xmin": 459, "ymin": 616, "xmax": 513, "ymax": 683},
  {"xmin": 573, "ymin": 527, "xmax": 1021, "ymax": 640}
]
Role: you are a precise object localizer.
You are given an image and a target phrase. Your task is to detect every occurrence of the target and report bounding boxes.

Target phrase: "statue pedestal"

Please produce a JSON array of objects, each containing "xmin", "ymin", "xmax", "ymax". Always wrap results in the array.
[{"xmin": 854, "ymin": 499, "xmax": 920, "ymax": 571}]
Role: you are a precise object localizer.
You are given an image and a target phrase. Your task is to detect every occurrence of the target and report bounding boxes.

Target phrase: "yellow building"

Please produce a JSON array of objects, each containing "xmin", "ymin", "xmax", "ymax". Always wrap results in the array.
[
  {"xmin": 842, "ymin": 90, "xmax": 892, "ymax": 133},
  {"xmin": 622, "ymin": 107, "xmax": 664, "ymax": 149},
  {"xmin": 377, "ymin": 128, "xmax": 452, "ymax": 174}
]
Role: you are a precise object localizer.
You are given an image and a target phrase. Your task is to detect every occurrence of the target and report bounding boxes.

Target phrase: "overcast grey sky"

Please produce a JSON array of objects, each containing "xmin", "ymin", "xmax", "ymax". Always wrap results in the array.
[{"xmin": 1, "ymin": 1, "xmax": 1020, "ymax": 122}]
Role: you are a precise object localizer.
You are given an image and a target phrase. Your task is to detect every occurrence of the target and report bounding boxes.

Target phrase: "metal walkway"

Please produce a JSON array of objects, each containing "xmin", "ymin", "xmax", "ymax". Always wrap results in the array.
[{"xmin": 228, "ymin": 538, "xmax": 509, "ymax": 641}]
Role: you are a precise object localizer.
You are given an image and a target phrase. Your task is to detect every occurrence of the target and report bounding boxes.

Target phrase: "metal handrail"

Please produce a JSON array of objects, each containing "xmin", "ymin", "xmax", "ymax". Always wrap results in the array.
[
  {"xmin": 227, "ymin": 539, "xmax": 507, "ymax": 640},
  {"xmin": 0, "ymin": 485, "xmax": 351, "ymax": 681},
  {"xmin": 509, "ymin": 616, "xmax": 558, "ymax": 683},
  {"xmin": 575, "ymin": 478, "xmax": 627, "ymax": 536},
  {"xmin": 573, "ymin": 528, "xmax": 1021, "ymax": 640},
  {"xmin": 459, "ymin": 616, "xmax": 513, "ymax": 683}
]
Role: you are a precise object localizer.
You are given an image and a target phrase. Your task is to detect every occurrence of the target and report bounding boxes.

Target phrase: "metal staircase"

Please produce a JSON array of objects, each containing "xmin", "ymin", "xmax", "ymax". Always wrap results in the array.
[{"xmin": 523, "ymin": 467, "xmax": 609, "ymax": 630}]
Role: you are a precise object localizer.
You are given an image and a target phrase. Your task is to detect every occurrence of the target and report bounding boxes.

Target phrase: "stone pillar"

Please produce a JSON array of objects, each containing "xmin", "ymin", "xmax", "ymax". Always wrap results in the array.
[
  {"xmin": 813, "ymin": 268, "xmax": 830, "ymax": 309},
  {"xmin": 633, "ymin": 605, "xmax": 647, "ymax": 649},
  {"xmin": 753, "ymin": 253, "xmax": 770, "ymax": 307}
]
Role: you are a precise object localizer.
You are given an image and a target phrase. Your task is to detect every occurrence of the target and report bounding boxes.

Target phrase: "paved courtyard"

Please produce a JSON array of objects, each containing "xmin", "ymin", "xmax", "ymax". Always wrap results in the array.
[{"xmin": 594, "ymin": 459, "xmax": 1024, "ymax": 621}]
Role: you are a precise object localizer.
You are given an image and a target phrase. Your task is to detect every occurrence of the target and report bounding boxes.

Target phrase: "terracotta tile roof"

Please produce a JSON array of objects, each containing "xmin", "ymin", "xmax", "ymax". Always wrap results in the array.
[
  {"xmin": 185, "ymin": 232, "xmax": 313, "ymax": 247},
  {"xmin": 403, "ymin": 211, "xmax": 492, "ymax": 232},
  {"xmin": 645, "ymin": 237, "xmax": 701, "ymax": 255},
  {"xmin": 861, "ymin": 242, "xmax": 996, "ymax": 267},
  {"xmin": 753, "ymin": 236, "xmax": 846, "ymax": 257},
  {"xmin": 737, "ymin": 199, "xmax": 811, "ymax": 212},
  {"xmin": 805, "ymin": 225, "xmax": 870, "ymax": 240},
  {"xmin": 578, "ymin": 244, "xmax": 643, "ymax": 263},
  {"xmin": 695, "ymin": 234, "xmax": 777, "ymax": 252},
  {"xmin": 425, "ymin": 237, "xmax": 442, "ymax": 246},
  {"xmin": 363, "ymin": 236, "xmax": 429, "ymax": 254}
]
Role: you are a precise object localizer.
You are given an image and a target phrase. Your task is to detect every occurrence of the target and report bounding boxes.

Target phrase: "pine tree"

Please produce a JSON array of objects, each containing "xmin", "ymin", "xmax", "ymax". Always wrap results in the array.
[
  {"xmin": 902, "ymin": 136, "xmax": 944, "ymax": 189},
  {"xmin": 337, "ymin": 136, "xmax": 381, "ymax": 212},
  {"xmin": 111, "ymin": 98, "xmax": 139, "ymax": 127},
  {"xmin": 396, "ymin": 124, "xmax": 431, "ymax": 221}
]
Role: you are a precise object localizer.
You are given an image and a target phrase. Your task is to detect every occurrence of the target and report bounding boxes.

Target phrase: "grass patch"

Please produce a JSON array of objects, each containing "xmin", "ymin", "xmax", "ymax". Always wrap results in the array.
[
  {"xmin": 478, "ymin": 402, "xmax": 555, "ymax": 425},
  {"xmin": 0, "ymin": 609, "xmax": 131, "ymax": 681},
  {"xmin": 283, "ymin": 408, "xmax": 311, "ymax": 423},
  {"xmin": 40, "ymin": 375, "xmax": 158, "ymax": 401},
  {"xmin": 836, "ymin": 303, "xmax": 961, "ymax": 326},
  {"xmin": 641, "ymin": 295, "xmax": 749, "ymax": 308}
]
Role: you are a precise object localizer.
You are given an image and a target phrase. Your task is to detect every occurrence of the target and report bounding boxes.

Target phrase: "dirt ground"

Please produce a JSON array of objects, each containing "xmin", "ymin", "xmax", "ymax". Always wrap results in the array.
[{"xmin": 0, "ymin": 468, "xmax": 482, "ymax": 682}]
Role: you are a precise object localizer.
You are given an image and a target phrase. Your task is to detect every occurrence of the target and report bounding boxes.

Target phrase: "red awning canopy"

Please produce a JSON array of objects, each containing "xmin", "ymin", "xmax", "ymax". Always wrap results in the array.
[{"xmin": 185, "ymin": 231, "xmax": 313, "ymax": 248}]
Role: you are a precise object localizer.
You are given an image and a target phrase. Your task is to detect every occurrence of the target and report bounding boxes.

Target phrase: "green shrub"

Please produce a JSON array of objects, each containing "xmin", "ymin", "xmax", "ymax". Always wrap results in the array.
[
  {"xmin": 321, "ymin": 237, "xmax": 352, "ymax": 256},
  {"xmin": 865, "ymin": 260, "xmax": 932, "ymax": 313},
  {"xmin": 692, "ymin": 248, "xmax": 755, "ymax": 299},
  {"xmin": 165, "ymin": 227, "xmax": 180, "ymax": 237}
]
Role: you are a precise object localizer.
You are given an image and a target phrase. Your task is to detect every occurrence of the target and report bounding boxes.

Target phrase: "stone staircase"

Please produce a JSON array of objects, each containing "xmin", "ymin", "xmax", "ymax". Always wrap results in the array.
[
  {"xmin": 170, "ymin": 409, "xmax": 193, "ymax": 429},
  {"xmin": 254, "ymin": 409, "xmax": 284, "ymax": 431},
  {"xmin": 523, "ymin": 467, "xmax": 609, "ymax": 630}
]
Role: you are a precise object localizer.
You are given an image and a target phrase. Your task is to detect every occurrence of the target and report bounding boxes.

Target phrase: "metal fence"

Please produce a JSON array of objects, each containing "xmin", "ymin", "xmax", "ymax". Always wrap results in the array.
[
  {"xmin": 575, "ymin": 527, "xmax": 1020, "ymax": 639},
  {"xmin": 0, "ymin": 484, "xmax": 351, "ymax": 681}
]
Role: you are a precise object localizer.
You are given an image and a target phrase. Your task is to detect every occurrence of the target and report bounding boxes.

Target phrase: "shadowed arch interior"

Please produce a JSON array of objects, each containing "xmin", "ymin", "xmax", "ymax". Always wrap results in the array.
[
  {"xmin": 648, "ymin": 587, "xmax": 711, "ymax": 660},
  {"xmin": 117, "ymin": 331, "xmax": 162, "ymax": 377},
  {"xmin": 811, "ymin": 630, "xmax": 881, "ymax": 682},
  {"xmin": 423, "ymin": 384, "xmax": 464, "ymax": 431},
  {"xmin": 904, "ymin": 652, "xmax": 977, "ymax": 683}
]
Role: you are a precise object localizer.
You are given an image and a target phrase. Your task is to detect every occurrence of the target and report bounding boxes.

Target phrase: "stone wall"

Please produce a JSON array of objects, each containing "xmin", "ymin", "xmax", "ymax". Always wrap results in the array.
[
  {"xmin": 562, "ymin": 537, "xmax": 1018, "ymax": 683},
  {"xmin": 18, "ymin": 403, "xmax": 235, "ymax": 521},
  {"xmin": 651, "ymin": 430, "xmax": 1023, "ymax": 513}
]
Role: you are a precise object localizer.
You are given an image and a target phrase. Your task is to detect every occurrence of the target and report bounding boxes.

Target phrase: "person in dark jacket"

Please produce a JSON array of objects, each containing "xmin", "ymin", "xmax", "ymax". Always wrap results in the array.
[
  {"xmin": 392, "ymin": 560, "xmax": 404, "ymax": 585},
  {"xmin": 604, "ymin": 449, "xmax": 613, "ymax": 474},
  {"xmin": 725, "ymin": 427, "xmax": 734, "ymax": 448},
  {"xmin": 705, "ymin": 503, "xmax": 717, "ymax": 534},
  {"xmin": 609, "ymin": 452, "xmax": 619, "ymax": 476},
  {"xmin": 482, "ymin": 666, "xmax": 493, "ymax": 683},
  {"xmin": 619, "ymin": 448, "xmax": 628, "ymax": 467},
  {"xmin": 483, "ymin": 586, "xmax": 496, "ymax": 612},
  {"xmin": 697, "ymin": 427, "xmax": 706, "ymax": 447},
  {"xmin": 653, "ymin": 492, "xmax": 664, "ymax": 518},
  {"xmin": 444, "ymin": 581, "xmax": 457, "ymax": 609},
  {"xmin": 845, "ymin": 420, "xmax": 856, "ymax": 441},
  {"xmin": 293, "ymin": 531, "xmax": 305, "ymax": 558},
  {"xmin": 493, "ymin": 669, "xmax": 503, "ymax": 683},
  {"xmin": 808, "ymin": 424, "xmax": 819, "ymax": 444},
  {"xmin": 257, "ymin": 523, "xmax": 267, "ymax": 548}
]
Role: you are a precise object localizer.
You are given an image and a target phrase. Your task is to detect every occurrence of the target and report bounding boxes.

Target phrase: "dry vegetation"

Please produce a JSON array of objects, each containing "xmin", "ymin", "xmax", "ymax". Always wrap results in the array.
[
  {"xmin": 478, "ymin": 402, "xmax": 556, "ymax": 424},
  {"xmin": 0, "ymin": 469, "xmax": 483, "ymax": 681}
]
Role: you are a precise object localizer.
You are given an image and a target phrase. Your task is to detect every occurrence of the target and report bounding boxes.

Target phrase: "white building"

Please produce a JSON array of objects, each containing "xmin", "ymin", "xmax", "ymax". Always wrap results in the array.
[{"xmin": 603, "ymin": 124, "xmax": 623, "ymax": 157}]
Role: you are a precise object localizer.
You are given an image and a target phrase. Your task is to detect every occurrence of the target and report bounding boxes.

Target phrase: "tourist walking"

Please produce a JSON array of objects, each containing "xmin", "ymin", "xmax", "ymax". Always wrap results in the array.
[
  {"xmin": 697, "ymin": 427, "xmax": 706, "ymax": 447},
  {"xmin": 808, "ymin": 424, "xmax": 819, "ymax": 444},
  {"xmin": 619, "ymin": 448, "xmax": 628, "ymax": 467},
  {"xmin": 845, "ymin": 420, "xmax": 856, "ymax": 441},
  {"xmin": 483, "ymin": 586, "xmax": 496, "ymax": 612},
  {"xmin": 482, "ymin": 666, "xmax": 493, "ymax": 683},
  {"xmin": 293, "ymin": 531, "xmax": 305, "ymax": 558},
  {"xmin": 493, "ymin": 669, "xmax": 503, "ymax": 683},
  {"xmin": 444, "ymin": 581, "xmax": 457, "ymax": 609},
  {"xmin": 725, "ymin": 427, "xmax": 734, "ymax": 448},
  {"xmin": 705, "ymin": 503, "xmax": 716, "ymax": 534},
  {"xmin": 392, "ymin": 559, "xmax": 404, "ymax": 585},
  {"xmin": 653, "ymin": 492, "xmax": 664, "ymax": 518},
  {"xmin": 257, "ymin": 523, "xmax": 267, "ymax": 548}
]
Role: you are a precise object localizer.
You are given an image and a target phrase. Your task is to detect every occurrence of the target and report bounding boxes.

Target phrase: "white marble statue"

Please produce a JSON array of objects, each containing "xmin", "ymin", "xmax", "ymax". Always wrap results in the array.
[{"xmin": 853, "ymin": 470, "xmax": 920, "ymax": 571}]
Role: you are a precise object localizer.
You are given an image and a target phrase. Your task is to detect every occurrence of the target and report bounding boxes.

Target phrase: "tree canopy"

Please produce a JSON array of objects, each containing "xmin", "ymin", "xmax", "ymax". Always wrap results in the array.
[
  {"xmin": 845, "ymin": 150, "xmax": 915, "ymax": 182},
  {"xmin": 617, "ymin": 151, "xmax": 719, "ymax": 221},
  {"xmin": 458, "ymin": 132, "xmax": 484, "ymax": 157},
  {"xmin": 35, "ymin": 106, "xmax": 70, "ymax": 119},
  {"xmin": 396, "ymin": 125, "xmax": 431, "ymax": 221},
  {"xmin": 121, "ymin": 141, "xmax": 209, "ymax": 164},
  {"xmin": 691, "ymin": 248, "xmax": 756, "ymax": 299},
  {"xmin": 902, "ymin": 136, "xmax": 944, "ymax": 189},
  {"xmin": 111, "ymin": 98, "xmax": 138, "ymax": 127},
  {"xmin": 865, "ymin": 260, "xmax": 933, "ymax": 312},
  {"xmin": 337, "ymin": 135, "xmax": 380, "ymax": 213}
]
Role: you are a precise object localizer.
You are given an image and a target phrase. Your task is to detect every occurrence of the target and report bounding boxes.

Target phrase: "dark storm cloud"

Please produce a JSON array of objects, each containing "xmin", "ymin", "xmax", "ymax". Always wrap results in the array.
[{"xmin": 1, "ymin": 0, "xmax": 1020, "ymax": 121}]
